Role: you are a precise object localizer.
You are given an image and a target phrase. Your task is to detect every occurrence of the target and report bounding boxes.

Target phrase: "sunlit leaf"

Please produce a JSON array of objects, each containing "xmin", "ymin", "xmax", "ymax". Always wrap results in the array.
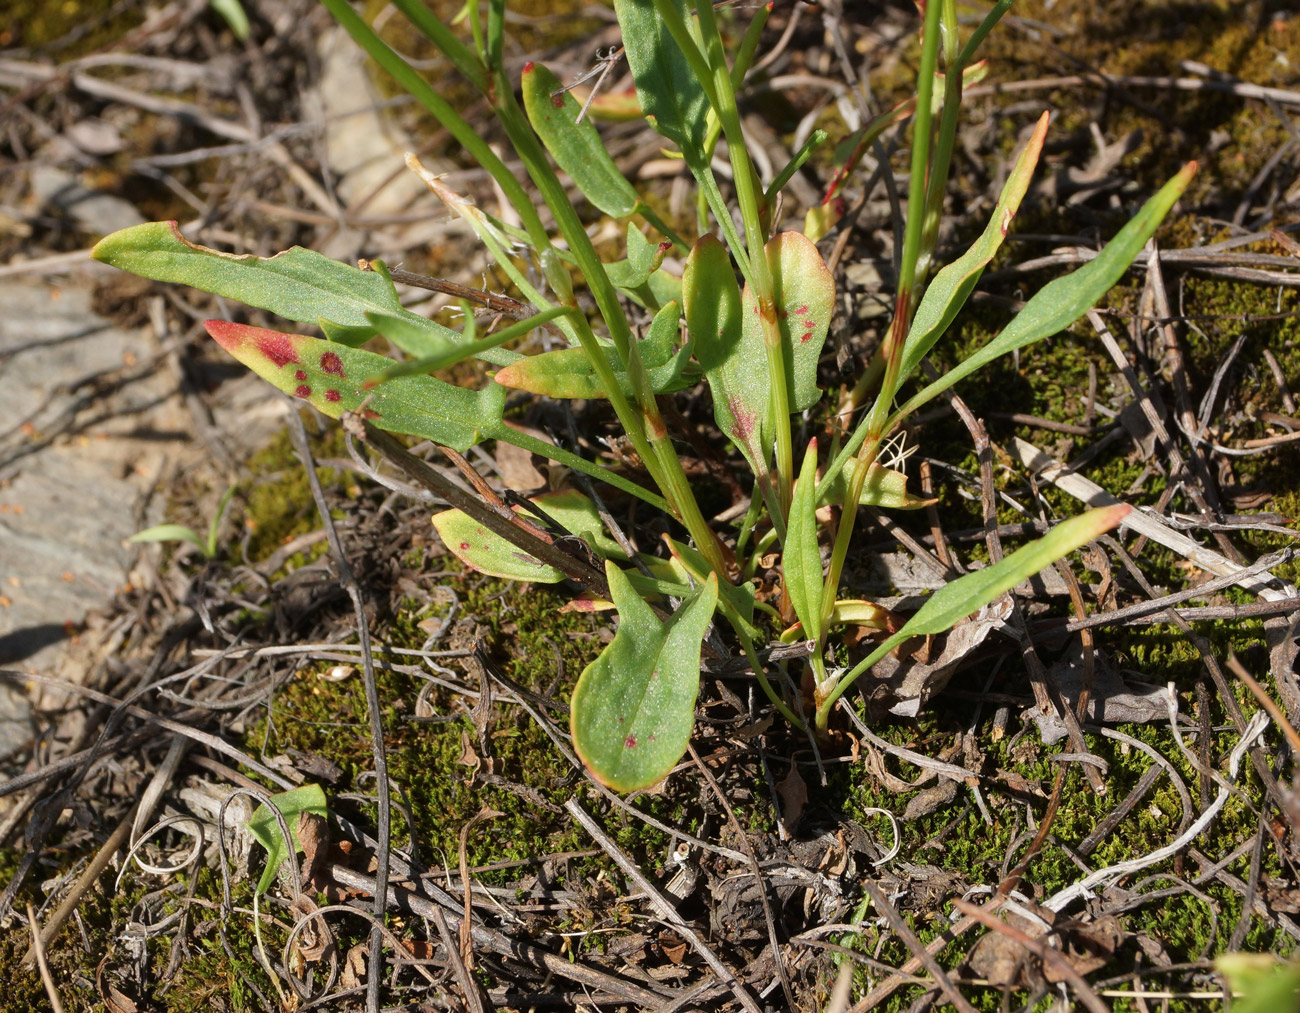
[
  {"xmin": 246, "ymin": 784, "xmax": 329, "ymax": 896},
  {"xmin": 571, "ymin": 562, "xmax": 718, "ymax": 791},
  {"xmin": 90, "ymin": 221, "xmax": 481, "ymax": 358},
  {"xmin": 783, "ymin": 439, "xmax": 824, "ymax": 643},
  {"xmin": 522, "ymin": 61, "xmax": 641, "ymax": 218},
  {"xmin": 205, "ymin": 320, "xmax": 504, "ymax": 451},
  {"xmin": 612, "ymin": 0, "xmax": 708, "ymax": 162}
]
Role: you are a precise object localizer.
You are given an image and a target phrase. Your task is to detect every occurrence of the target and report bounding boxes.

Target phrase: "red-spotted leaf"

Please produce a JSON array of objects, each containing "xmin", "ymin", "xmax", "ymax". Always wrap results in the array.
[
  {"xmin": 744, "ymin": 232, "xmax": 835, "ymax": 414},
  {"xmin": 431, "ymin": 510, "xmax": 563, "ymax": 582},
  {"xmin": 571, "ymin": 561, "xmax": 718, "ymax": 791},
  {"xmin": 522, "ymin": 61, "xmax": 641, "ymax": 218},
  {"xmin": 206, "ymin": 321, "xmax": 503, "ymax": 451},
  {"xmin": 683, "ymin": 234, "xmax": 767, "ymax": 471}
]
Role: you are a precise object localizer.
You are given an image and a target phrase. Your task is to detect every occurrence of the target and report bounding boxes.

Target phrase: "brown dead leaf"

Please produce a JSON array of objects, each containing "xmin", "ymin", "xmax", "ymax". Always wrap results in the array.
[
  {"xmin": 340, "ymin": 943, "xmax": 368, "ymax": 989},
  {"xmin": 297, "ymin": 810, "xmax": 329, "ymax": 888},
  {"xmin": 457, "ymin": 731, "xmax": 481, "ymax": 779},
  {"xmin": 776, "ymin": 764, "xmax": 808, "ymax": 832},
  {"xmin": 903, "ymin": 777, "xmax": 958, "ymax": 820},
  {"xmin": 97, "ymin": 959, "xmax": 141, "ymax": 1013},
  {"xmin": 965, "ymin": 910, "xmax": 1044, "ymax": 987},
  {"xmin": 658, "ymin": 930, "xmax": 688, "ymax": 964},
  {"xmin": 401, "ymin": 939, "xmax": 435, "ymax": 960},
  {"xmin": 1045, "ymin": 914, "xmax": 1124, "ymax": 982},
  {"xmin": 495, "ymin": 440, "xmax": 545, "ymax": 491}
]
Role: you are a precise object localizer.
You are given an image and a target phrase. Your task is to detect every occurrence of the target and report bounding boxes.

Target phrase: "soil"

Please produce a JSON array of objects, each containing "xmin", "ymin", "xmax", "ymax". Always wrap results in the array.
[{"xmin": 2, "ymin": 1, "xmax": 1299, "ymax": 1011}]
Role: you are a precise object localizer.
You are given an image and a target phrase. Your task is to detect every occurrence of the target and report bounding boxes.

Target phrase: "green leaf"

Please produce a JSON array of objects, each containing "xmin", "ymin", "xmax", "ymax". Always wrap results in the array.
[
  {"xmin": 209, "ymin": 0, "xmax": 250, "ymax": 39},
  {"xmin": 683, "ymin": 234, "xmax": 767, "ymax": 470},
  {"xmin": 571, "ymin": 562, "xmax": 719, "ymax": 791},
  {"xmin": 663, "ymin": 535, "xmax": 757, "ymax": 635},
  {"xmin": 890, "ymin": 162, "xmax": 1197, "ymax": 424},
  {"xmin": 612, "ymin": 0, "xmax": 709, "ymax": 162},
  {"xmin": 129, "ymin": 524, "xmax": 209, "ymax": 556},
  {"xmin": 821, "ymin": 463, "xmax": 937, "ymax": 510},
  {"xmin": 433, "ymin": 489, "xmax": 630, "ymax": 582},
  {"xmin": 1216, "ymin": 955, "xmax": 1300, "ymax": 1013},
  {"xmin": 685, "ymin": 233, "xmax": 834, "ymax": 470},
  {"xmin": 522, "ymin": 62, "xmax": 641, "ymax": 218},
  {"xmin": 897, "ymin": 112, "xmax": 1049, "ymax": 387},
  {"xmin": 605, "ymin": 225, "xmax": 666, "ymax": 290},
  {"xmin": 746, "ymin": 232, "xmax": 835, "ymax": 414},
  {"xmin": 783, "ymin": 439, "xmax": 824, "ymax": 643},
  {"xmin": 205, "ymin": 320, "xmax": 504, "ymax": 451},
  {"xmin": 90, "ymin": 222, "xmax": 480, "ymax": 359},
  {"xmin": 246, "ymin": 784, "xmax": 329, "ymax": 896},
  {"xmin": 494, "ymin": 301, "xmax": 696, "ymax": 399},
  {"xmin": 818, "ymin": 505, "xmax": 1131, "ymax": 722},
  {"xmin": 432, "ymin": 510, "xmax": 563, "ymax": 582}
]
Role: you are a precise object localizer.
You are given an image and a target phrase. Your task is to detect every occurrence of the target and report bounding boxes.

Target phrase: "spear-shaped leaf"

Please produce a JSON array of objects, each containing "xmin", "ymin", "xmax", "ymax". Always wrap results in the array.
[
  {"xmin": 896, "ymin": 111, "xmax": 1049, "ymax": 386},
  {"xmin": 890, "ymin": 163, "xmax": 1196, "ymax": 424},
  {"xmin": 816, "ymin": 505, "xmax": 1131, "ymax": 725},
  {"xmin": 571, "ymin": 561, "xmax": 718, "ymax": 791}
]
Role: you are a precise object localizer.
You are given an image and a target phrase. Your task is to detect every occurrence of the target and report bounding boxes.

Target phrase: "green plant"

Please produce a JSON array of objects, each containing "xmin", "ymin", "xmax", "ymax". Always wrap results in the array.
[
  {"xmin": 130, "ymin": 484, "xmax": 236, "ymax": 560},
  {"xmin": 91, "ymin": 0, "xmax": 1194, "ymax": 791}
]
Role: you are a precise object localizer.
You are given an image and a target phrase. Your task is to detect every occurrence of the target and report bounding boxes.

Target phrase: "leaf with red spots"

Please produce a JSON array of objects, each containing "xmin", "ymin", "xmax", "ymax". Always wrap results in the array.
[
  {"xmin": 684, "ymin": 232, "xmax": 834, "ymax": 470},
  {"xmin": 522, "ymin": 62, "xmax": 641, "ymax": 219},
  {"xmin": 206, "ymin": 321, "xmax": 504, "ymax": 452},
  {"xmin": 742, "ymin": 232, "xmax": 835, "ymax": 415},
  {"xmin": 571, "ymin": 561, "xmax": 718, "ymax": 792},
  {"xmin": 90, "ymin": 221, "xmax": 516, "ymax": 363}
]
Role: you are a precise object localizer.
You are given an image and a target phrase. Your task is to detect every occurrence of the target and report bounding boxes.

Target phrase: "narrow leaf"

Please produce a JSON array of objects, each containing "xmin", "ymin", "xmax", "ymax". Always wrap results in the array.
[
  {"xmin": 90, "ymin": 221, "xmax": 476, "ymax": 358},
  {"xmin": 129, "ymin": 524, "xmax": 208, "ymax": 555},
  {"xmin": 897, "ymin": 111, "xmax": 1049, "ymax": 385},
  {"xmin": 891, "ymin": 163, "xmax": 1197, "ymax": 424},
  {"xmin": 820, "ymin": 505, "xmax": 1131, "ymax": 720},
  {"xmin": 206, "ymin": 320, "xmax": 505, "ymax": 452},
  {"xmin": 571, "ymin": 562, "xmax": 719, "ymax": 791},
  {"xmin": 522, "ymin": 61, "xmax": 641, "ymax": 218},
  {"xmin": 783, "ymin": 439, "xmax": 824, "ymax": 643},
  {"xmin": 246, "ymin": 784, "xmax": 328, "ymax": 896}
]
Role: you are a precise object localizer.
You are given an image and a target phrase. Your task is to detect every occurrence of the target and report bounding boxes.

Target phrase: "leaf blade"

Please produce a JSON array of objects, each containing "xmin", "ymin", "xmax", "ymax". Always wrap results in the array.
[{"xmin": 571, "ymin": 562, "xmax": 718, "ymax": 791}]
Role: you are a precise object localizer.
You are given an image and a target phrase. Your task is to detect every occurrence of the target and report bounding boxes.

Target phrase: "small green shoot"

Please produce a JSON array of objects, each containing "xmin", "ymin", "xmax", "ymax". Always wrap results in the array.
[{"xmin": 130, "ymin": 485, "xmax": 236, "ymax": 560}]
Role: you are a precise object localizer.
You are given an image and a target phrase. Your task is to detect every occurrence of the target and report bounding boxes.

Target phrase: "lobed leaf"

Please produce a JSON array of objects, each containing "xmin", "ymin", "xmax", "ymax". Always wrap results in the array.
[
  {"xmin": 206, "ymin": 320, "xmax": 504, "ymax": 451},
  {"xmin": 522, "ymin": 61, "xmax": 641, "ymax": 218},
  {"xmin": 571, "ymin": 562, "xmax": 718, "ymax": 791},
  {"xmin": 246, "ymin": 784, "xmax": 329, "ymax": 896},
  {"xmin": 90, "ymin": 221, "xmax": 484, "ymax": 358}
]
